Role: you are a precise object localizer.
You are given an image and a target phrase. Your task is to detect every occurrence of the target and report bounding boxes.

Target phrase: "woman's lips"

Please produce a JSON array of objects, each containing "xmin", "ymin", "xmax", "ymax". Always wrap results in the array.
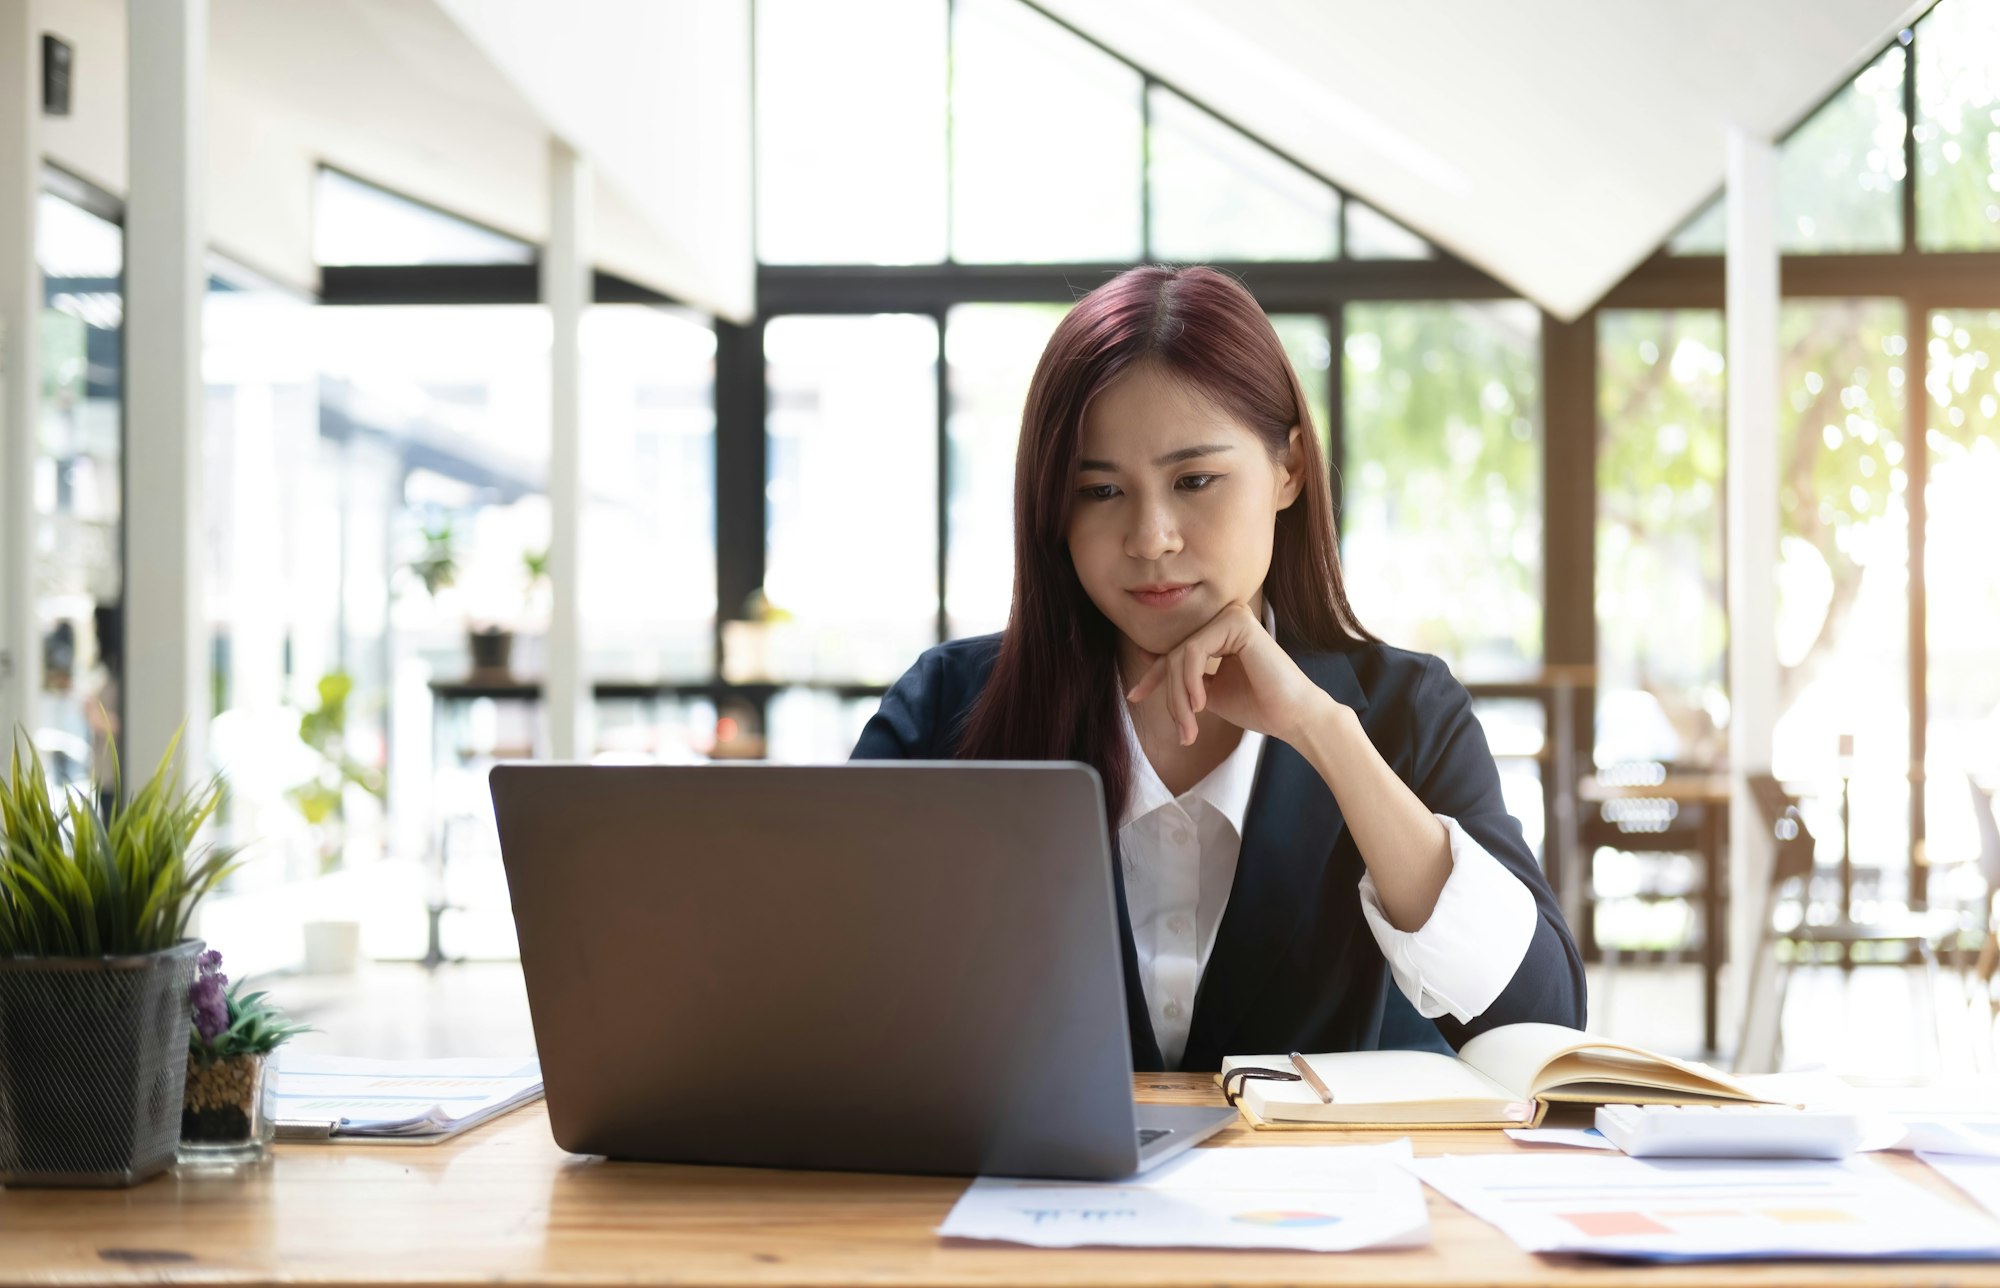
[{"xmin": 1128, "ymin": 583, "xmax": 1197, "ymax": 609}]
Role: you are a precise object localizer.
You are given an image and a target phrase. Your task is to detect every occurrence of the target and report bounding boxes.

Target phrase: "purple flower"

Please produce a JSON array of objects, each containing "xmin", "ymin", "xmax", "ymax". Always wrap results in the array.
[{"xmin": 190, "ymin": 950, "xmax": 230, "ymax": 1044}]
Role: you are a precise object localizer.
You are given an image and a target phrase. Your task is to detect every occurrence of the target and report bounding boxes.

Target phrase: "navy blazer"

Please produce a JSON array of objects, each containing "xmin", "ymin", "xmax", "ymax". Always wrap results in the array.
[{"xmin": 849, "ymin": 628, "xmax": 1588, "ymax": 1072}]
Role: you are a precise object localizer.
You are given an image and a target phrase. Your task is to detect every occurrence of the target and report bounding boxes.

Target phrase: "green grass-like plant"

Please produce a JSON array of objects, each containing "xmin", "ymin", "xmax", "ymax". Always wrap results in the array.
[{"xmin": 0, "ymin": 728, "xmax": 242, "ymax": 958}]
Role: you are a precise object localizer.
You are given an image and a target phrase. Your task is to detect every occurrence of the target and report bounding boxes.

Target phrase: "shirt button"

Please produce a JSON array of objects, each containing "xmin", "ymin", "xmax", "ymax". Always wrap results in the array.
[
  {"xmin": 1163, "ymin": 1000, "xmax": 1184, "ymax": 1020},
  {"xmin": 1171, "ymin": 827, "xmax": 1191, "ymax": 846},
  {"xmin": 1168, "ymin": 915, "xmax": 1191, "ymax": 935}
]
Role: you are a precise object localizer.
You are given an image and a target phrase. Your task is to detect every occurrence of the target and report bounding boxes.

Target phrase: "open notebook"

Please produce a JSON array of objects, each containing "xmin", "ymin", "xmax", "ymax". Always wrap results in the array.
[{"xmin": 1220, "ymin": 1023, "xmax": 1773, "ymax": 1129}]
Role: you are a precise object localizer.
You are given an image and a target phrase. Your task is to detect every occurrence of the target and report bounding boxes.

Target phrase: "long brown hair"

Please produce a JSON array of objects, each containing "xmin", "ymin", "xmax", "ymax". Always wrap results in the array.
[{"xmin": 954, "ymin": 266, "xmax": 1375, "ymax": 828}]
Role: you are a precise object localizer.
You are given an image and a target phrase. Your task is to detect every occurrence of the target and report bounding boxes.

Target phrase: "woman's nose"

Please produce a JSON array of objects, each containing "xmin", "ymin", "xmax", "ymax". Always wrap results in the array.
[{"xmin": 1125, "ymin": 501, "xmax": 1182, "ymax": 560}]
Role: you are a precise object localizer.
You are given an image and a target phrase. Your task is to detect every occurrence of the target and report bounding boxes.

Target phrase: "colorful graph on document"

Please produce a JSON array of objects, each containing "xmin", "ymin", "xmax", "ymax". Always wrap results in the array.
[{"xmin": 1231, "ymin": 1211, "xmax": 1344, "ymax": 1229}]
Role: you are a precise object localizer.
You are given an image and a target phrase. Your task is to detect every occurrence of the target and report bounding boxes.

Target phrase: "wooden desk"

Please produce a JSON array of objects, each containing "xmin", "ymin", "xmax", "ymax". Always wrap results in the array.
[{"xmin": 6, "ymin": 1076, "xmax": 1999, "ymax": 1288}]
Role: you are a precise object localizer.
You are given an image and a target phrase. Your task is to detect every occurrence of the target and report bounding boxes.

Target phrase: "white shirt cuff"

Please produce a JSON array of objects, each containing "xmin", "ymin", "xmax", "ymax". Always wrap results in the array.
[{"xmin": 1355, "ymin": 814, "xmax": 1538, "ymax": 1023}]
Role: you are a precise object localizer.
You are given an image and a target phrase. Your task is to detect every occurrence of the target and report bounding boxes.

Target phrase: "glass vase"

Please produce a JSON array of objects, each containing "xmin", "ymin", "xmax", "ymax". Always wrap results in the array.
[{"xmin": 177, "ymin": 1051, "xmax": 276, "ymax": 1166}]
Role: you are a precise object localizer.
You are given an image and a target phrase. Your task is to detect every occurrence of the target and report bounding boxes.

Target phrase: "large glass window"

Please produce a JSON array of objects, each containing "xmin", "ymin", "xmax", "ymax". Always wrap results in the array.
[
  {"xmin": 1668, "ymin": 195, "xmax": 1726, "ymax": 256},
  {"xmin": 1270, "ymin": 314, "xmax": 1333, "ymax": 461},
  {"xmin": 944, "ymin": 303, "xmax": 1067, "ymax": 639},
  {"xmin": 754, "ymin": 0, "xmax": 947, "ymax": 265},
  {"xmin": 313, "ymin": 168, "xmax": 534, "ymax": 267},
  {"xmin": 1777, "ymin": 44, "xmax": 1908, "ymax": 253},
  {"xmin": 761, "ymin": 315, "xmax": 939, "ymax": 682},
  {"xmin": 34, "ymin": 187, "xmax": 122, "ymax": 791},
  {"xmin": 1596, "ymin": 310, "xmax": 1729, "ymax": 770},
  {"xmin": 1672, "ymin": 41, "xmax": 1911, "ymax": 258},
  {"xmin": 1347, "ymin": 202, "xmax": 1433, "ymax": 260},
  {"xmin": 1773, "ymin": 300, "xmax": 1911, "ymax": 907},
  {"xmin": 950, "ymin": 0, "xmax": 1142, "ymax": 263},
  {"xmin": 581, "ymin": 306, "xmax": 716, "ymax": 683},
  {"xmin": 198, "ymin": 270, "xmax": 353, "ymax": 973},
  {"xmin": 314, "ymin": 304, "xmax": 553, "ymax": 961},
  {"xmin": 1915, "ymin": 0, "xmax": 2000, "ymax": 251},
  {"xmin": 1341, "ymin": 300, "xmax": 1543, "ymax": 677},
  {"xmin": 1145, "ymin": 85, "xmax": 1337, "ymax": 263},
  {"xmin": 1923, "ymin": 309, "xmax": 2000, "ymax": 871}
]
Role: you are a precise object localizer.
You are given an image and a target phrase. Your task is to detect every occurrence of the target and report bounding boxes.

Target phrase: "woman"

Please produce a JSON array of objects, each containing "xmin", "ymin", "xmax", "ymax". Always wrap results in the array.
[{"xmin": 851, "ymin": 265, "xmax": 1585, "ymax": 1072}]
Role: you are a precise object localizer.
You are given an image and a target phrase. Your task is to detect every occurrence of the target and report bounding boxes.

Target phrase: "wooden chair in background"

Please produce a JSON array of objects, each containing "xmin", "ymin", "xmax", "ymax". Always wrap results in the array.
[
  {"xmin": 1737, "ymin": 773, "xmax": 1953, "ymax": 1073},
  {"xmin": 1968, "ymin": 777, "xmax": 2000, "ymax": 1049}
]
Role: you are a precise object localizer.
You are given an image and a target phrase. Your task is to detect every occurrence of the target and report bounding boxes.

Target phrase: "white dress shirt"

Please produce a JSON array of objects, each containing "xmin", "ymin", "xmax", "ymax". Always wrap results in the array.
[{"xmin": 1115, "ymin": 612, "xmax": 1539, "ymax": 1068}]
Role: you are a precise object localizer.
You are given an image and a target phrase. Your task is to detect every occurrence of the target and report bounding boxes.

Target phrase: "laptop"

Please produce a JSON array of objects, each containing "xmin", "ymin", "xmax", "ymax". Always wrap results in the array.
[{"xmin": 488, "ymin": 760, "xmax": 1236, "ymax": 1179}]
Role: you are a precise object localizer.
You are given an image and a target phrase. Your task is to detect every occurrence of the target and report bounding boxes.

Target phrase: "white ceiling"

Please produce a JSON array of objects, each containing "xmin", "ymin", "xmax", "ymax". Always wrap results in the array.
[
  {"xmin": 1039, "ymin": 0, "xmax": 1930, "ymax": 318},
  {"xmin": 40, "ymin": 0, "xmax": 752, "ymax": 320}
]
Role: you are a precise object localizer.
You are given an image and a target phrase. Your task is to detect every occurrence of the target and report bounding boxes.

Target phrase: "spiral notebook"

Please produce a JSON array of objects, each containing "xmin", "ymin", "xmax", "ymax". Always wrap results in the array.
[{"xmin": 272, "ymin": 1054, "xmax": 544, "ymax": 1144}]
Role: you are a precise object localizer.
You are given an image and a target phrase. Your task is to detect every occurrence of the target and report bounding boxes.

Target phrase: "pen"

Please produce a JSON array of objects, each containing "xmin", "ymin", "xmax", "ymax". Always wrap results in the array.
[{"xmin": 1288, "ymin": 1051, "xmax": 1333, "ymax": 1104}]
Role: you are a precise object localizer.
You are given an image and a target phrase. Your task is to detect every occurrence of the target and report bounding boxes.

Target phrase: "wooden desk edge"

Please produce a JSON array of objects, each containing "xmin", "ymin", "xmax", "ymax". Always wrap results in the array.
[{"xmin": 5, "ymin": 1076, "xmax": 2000, "ymax": 1288}]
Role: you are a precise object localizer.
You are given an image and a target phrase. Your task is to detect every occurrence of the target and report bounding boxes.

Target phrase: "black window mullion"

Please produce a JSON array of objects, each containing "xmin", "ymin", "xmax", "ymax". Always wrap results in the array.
[
  {"xmin": 936, "ymin": 309, "xmax": 952, "ymax": 645},
  {"xmin": 714, "ymin": 317, "xmax": 768, "ymax": 684}
]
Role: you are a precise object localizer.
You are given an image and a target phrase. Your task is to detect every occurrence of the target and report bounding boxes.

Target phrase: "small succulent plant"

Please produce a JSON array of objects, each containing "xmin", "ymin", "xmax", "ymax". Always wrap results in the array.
[{"xmin": 187, "ymin": 950, "xmax": 310, "ymax": 1064}]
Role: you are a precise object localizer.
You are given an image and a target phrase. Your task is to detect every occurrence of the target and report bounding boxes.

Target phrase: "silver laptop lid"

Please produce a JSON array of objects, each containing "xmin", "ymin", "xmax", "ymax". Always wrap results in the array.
[{"xmin": 489, "ymin": 760, "xmax": 1144, "ymax": 1178}]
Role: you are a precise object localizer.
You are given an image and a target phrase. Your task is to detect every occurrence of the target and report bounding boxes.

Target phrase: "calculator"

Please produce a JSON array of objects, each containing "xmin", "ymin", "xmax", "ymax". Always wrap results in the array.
[{"xmin": 1594, "ymin": 1103, "xmax": 1865, "ymax": 1160}]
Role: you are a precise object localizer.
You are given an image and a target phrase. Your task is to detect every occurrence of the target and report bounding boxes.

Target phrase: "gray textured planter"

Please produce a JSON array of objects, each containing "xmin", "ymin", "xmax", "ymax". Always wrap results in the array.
[{"xmin": 0, "ymin": 939, "xmax": 203, "ymax": 1187}]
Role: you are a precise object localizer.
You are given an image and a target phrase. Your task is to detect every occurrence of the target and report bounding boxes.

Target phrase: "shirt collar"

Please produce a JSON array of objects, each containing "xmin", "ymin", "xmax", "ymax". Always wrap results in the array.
[{"xmin": 1114, "ymin": 601, "xmax": 1275, "ymax": 836}]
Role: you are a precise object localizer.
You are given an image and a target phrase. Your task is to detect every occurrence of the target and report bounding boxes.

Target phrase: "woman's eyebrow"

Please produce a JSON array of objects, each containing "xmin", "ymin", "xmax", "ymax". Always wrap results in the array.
[{"xmin": 1077, "ymin": 444, "xmax": 1236, "ymax": 472}]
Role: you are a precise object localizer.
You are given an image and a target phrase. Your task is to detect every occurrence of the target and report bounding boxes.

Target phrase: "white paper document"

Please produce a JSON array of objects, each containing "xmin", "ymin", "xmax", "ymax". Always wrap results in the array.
[
  {"xmin": 1407, "ymin": 1152, "xmax": 2000, "ymax": 1262},
  {"xmin": 1504, "ymin": 1127, "xmax": 1619, "ymax": 1150},
  {"xmin": 937, "ymin": 1142, "xmax": 1430, "ymax": 1251},
  {"xmin": 1886, "ymin": 1117, "xmax": 2000, "ymax": 1157},
  {"xmin": 273, "ymin": 1053, "xmax": 544, "ymax": 1143},
  {"xmin": 1923, "ymin": 1153, "xmax": 2000, "ymax": 1221}
]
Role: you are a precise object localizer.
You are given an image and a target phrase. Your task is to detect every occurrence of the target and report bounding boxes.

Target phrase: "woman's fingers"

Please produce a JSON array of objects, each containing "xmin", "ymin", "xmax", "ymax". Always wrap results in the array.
[
  {"xmin": 1177, "ymin": 648, "xmax": 1206, "ymax": 743},
  {"xmin": 1126, "ymin": 654, "xmax": 1166, "ymax": 703},
  {"xmin": 1125, "ymin": 612, "xmax": 1233, "ymax": 739},
  {"xmin": 1183, "ymin": 644, "xmax": 1210, "ymax": 716}
]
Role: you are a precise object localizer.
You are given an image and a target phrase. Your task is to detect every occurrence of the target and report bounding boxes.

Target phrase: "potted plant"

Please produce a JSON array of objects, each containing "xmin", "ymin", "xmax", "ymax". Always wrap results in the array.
[
  {"xmin": 285, "ymin": 670, "xmax": 386, "ymax": 876},
  {"xmin": 467, "ymin": 544, "xmax": 551, "ymax": 681},
  {"xmin": 179, "ymin": 950, "xmax": 308, "ymax": 1164},
  {"xmin": 0, "ymin": 730, "xmax": 240, "ymax": 1187},
  {"xmin": 406, "ymin": 520, "xmax": 459, "ymax": 601},
  {"xmin": 403, "ymin": 518, "xmax": 505, "ymax": 674}
]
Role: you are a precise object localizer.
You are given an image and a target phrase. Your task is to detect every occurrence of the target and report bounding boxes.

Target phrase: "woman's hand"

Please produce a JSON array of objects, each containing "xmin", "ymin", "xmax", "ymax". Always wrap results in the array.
[{"xmin": 1123, "ymin": 601, "xmax": 1333, "ymax": 747}]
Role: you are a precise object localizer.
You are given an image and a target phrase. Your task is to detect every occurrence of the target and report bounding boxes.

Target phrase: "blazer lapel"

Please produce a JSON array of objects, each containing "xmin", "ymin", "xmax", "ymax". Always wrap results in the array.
[
  {"xmin": 1179, "ymin": 645, "xmax": 1371, "ymax": 1067},
  {"xmin": 1106, "ymin": 838, "xmax": 1165, "ymax": 1070}
]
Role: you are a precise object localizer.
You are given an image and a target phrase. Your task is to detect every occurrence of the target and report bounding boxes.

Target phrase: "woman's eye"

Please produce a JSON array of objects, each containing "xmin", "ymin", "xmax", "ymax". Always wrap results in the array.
[
  {"xmin": 1178, "ymin": 474, "xmax": 1220, "ymax": 491},
  {"xmin": 1080, "ymin": 484, "xmax": 1120, "ymax": 501}
]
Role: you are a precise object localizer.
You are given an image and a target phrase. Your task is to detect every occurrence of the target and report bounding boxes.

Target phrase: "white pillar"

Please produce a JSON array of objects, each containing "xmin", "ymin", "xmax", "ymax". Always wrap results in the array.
[
  {"xmin": 122, "ymin": 0, "xmax": 208, "ymax": 785},
  {"xmin": 0, "ymin": 1, "xmax": 40, "ymax": 751},
  {"xmin": 543, "ymin": 139, "xmax": 590, "ymax": 761},
  {"xmin": 1724, "ymin": 127, "xmax": 1783, "ymax": 1070}
]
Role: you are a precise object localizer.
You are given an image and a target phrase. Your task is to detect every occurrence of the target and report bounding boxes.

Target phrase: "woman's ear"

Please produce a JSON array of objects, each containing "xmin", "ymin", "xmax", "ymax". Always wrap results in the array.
[{"xmin": 1275, "ymin": 426, "xmax": 1307, "ymax": 510}]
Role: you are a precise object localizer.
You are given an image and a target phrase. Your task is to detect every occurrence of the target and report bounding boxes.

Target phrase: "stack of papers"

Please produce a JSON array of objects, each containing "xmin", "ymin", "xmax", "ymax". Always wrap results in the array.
[
  {"xmin": 1921, "ymin": 1154, "xmax": 2000, "ymax": 1221},
  {"xmin": 1893, "ymin": 1110, "xmax": 2000, "ymax": 1222},
  {"xmin": 272, "ymin": 1054, "xmax": 543, "ymax": 1144},
  {"xmin": 939, "ymin": 1142, "xmax": 1429, "ymax": 1252},
  {"xmin": 1408, "ymin": 1152, "xmax": 2000, "ymax": 1262}
]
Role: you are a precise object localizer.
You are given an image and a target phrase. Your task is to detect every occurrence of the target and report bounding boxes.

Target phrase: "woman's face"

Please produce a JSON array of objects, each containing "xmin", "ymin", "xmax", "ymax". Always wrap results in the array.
[{"xmin": 1066, "ymin": 362, "xmax": 1305, "ymax": 661}]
